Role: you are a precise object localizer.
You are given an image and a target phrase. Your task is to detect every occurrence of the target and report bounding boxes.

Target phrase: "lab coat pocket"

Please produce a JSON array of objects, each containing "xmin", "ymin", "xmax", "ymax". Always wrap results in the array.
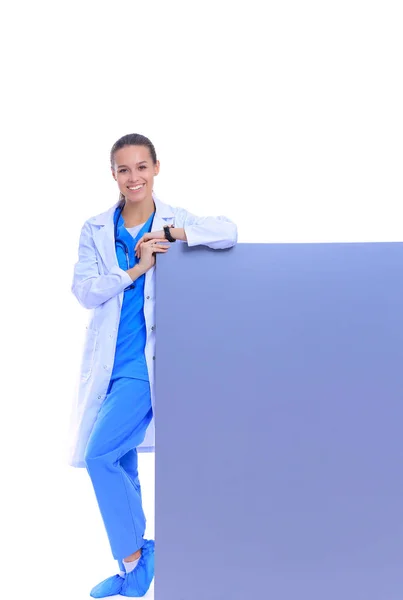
[{"xmin": 80, "ymin": 328, "xmax": 98, "ymax": 381}]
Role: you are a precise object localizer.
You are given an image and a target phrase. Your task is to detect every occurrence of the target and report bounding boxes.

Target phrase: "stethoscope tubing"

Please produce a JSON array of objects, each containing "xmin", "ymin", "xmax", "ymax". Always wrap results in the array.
[{"xmin": 114, "ymin": 204, "xmax": 134, "ymax": 290}]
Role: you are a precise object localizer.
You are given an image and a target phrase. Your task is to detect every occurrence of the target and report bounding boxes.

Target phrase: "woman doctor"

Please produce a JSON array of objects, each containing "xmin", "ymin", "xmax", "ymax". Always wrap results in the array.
[{"xmin": 70, "ymin": 133, "xmax": 238, "ymax": 598}]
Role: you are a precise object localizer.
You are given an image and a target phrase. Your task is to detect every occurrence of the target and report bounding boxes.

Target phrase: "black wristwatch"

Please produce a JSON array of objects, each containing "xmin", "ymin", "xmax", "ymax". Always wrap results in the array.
[{"xmin": 163, "ymin": 225, "xmax": 176, "ymax": 242}]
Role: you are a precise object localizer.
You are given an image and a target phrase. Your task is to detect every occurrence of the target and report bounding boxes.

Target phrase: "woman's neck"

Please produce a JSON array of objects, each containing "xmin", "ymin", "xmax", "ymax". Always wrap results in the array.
[{"xmin": 121, "ymin": 196, "xmax": 155, "ymax": 227}]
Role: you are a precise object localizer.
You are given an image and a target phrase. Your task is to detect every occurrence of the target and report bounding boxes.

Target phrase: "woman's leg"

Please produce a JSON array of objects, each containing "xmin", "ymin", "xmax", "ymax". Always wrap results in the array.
[
  {"xmin": 84, "ymin": 377, "xmax": 153, "ymax": 561},
  {"xmin": 120, "ymin": 449, "xmax": 142, "ymax": 501},
  {"xmin": 119, "ymin": 450, "xmax": 143, "ymax": 565}
]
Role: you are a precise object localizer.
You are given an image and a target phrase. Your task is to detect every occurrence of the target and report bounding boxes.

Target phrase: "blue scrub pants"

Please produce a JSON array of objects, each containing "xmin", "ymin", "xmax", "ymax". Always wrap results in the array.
[{"xmin": 84, "ymin": 377, "xmax": 153, "ymax": 560}]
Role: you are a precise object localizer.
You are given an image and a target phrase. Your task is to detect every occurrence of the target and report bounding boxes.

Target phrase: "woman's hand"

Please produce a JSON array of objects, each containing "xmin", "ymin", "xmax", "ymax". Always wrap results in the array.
[
  {"xmin": 135, "ymin": 230, "xmax": 165, "ymax": 259},
  {"xmin": 138, "ymin": 239, "xmax": 170, "ymax": 273}
]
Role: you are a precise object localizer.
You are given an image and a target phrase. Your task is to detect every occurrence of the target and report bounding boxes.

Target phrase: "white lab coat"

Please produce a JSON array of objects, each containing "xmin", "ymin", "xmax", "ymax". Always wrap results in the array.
[{"xmin": 68, "ymin": 192, "xmax": 237, "ymax": 468}]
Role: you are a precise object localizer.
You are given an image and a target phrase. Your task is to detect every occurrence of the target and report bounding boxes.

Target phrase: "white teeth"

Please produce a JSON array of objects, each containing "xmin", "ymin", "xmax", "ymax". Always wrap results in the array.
[{"xmin": 129, "ymin": 184, "xmax": 144, "ymax": 190}]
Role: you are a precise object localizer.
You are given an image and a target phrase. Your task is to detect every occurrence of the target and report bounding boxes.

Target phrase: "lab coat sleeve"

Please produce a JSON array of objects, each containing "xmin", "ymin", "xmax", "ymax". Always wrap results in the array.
[
  {"xmin": 174, "ymin": 207, "xmax": 238, "ymax": 249},
  {"xmin": 71, "ymin": 221, "xmax": 133, "ymax": 310}
]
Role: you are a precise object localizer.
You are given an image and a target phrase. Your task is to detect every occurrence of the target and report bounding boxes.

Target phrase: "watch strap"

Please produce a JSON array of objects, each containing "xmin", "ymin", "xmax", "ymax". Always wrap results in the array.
[{"xmin": 163, "ymin": 225, "xmax": 176, "ymax": 242}]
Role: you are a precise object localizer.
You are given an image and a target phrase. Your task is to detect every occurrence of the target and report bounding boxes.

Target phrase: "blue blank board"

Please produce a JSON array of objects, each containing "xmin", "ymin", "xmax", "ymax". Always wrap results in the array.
[{"xmin": 154, "ymin": 242, "xmax": 403, "ymax": 600}]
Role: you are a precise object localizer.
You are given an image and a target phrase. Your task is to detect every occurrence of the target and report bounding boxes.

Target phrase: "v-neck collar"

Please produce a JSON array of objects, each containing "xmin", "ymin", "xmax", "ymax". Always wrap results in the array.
[{"xmin": 114, "ymin": 210, "xmax": 155, "ymax": 268}]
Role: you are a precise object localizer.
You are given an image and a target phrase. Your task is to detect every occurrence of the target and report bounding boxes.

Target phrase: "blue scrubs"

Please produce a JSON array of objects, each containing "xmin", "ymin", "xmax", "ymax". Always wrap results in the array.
[
  {"xmin": 85, "ymin": 377, "xmax": 153, "ymax": 559},
  {"xmin": 111, "ymin": 209, "xmax": 155, "ymax": 381},
  {"xmin": 85, "ymin": 207, "xmax": 155, "ymax": 561}
]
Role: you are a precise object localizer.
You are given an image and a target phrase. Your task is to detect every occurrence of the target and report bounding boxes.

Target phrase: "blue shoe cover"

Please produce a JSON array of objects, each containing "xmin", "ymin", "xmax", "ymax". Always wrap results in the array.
[
  {"xmin": 90, "ymin": 573, "xmax": 125, "ymax": 598},
  {"xmin": 120, "ymin": 539, "xmax": 155, "ymax": 597}
]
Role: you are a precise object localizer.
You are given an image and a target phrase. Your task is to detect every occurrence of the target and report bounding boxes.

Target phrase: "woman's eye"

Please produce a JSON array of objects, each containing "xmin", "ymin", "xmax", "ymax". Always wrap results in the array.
[
  {"xmin": 119, "ymin": 169, "xmax": 127, "ymax": 173},
  {"xmin": 139, "ymin": 165, "xmax": 146, "ymax": 170}
]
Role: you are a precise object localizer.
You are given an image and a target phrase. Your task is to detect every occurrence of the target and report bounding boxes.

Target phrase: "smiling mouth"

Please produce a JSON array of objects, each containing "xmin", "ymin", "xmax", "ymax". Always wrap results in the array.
[{"xmin": 127, "ymin": 184, "xmax": 145, "ymax": 191}]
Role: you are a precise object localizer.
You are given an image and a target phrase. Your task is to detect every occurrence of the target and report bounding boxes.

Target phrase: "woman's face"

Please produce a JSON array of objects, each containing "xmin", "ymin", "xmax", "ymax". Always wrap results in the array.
[{"xmin": 111, "ymin": 145, "xmax": 160, "ymax": 204}]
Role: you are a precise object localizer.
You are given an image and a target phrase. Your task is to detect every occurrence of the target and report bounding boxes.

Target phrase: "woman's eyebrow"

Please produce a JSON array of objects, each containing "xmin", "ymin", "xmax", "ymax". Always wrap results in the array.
[{"xmin": 117, "ymin": 161, "xmax": 148, "ymax": 168}]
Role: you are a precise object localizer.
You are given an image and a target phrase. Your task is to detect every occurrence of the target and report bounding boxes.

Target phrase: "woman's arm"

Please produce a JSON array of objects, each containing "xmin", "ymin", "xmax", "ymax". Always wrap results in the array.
[
  {"xmin": 71, "ymin": 222, "xmax": 143, "ymax": 310},
  {"xmin": 168, "ymin": 228, "xmax": 187, "ymax": 242},
  {"xmin": 134, "ymin": 207, "xmax": 238, "ymax": 258},
  {"xmin": 174, "ymin": 208, "xmax": 238, "ymax": 249}
]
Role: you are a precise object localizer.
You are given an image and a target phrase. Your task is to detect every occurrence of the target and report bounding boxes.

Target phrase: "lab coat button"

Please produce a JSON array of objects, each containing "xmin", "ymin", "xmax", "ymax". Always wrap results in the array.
[
  {"xmin": 151, "ymin": 326, "xmax": 155, "ymax": 331},
  {"xmin": 146, "ymin": 296, "xmax": 150, "ymax": 299},
  {"xmin": 152, "ymin": 356, "xmax": 155, "ymax": 360},
  {"xmin": 98, "ymin": 395, "xmax": 102, "ymax": 399}
]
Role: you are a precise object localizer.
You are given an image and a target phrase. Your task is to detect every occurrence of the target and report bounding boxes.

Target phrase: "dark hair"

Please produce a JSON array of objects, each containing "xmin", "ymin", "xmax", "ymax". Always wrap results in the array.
[{"xmin": 110, "ymin": 133, "xmax": 157, "ymax": 168}]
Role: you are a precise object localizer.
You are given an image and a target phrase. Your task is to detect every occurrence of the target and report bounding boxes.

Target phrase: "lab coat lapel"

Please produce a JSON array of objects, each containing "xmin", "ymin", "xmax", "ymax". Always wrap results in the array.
[
  {"xmin": 151, "ymin": 192, "xmax": 175, "ymax": 231},
  {"xmin": 151, "ymin": 210, "xmax": 170, "ymax": 233},
  {"xmin": 145, "ymin": 194, "xmax": 175, "ymax": 290},
  {"xmin": 92, "ymin": 203, "xmax": 120, "ymax": 270}
]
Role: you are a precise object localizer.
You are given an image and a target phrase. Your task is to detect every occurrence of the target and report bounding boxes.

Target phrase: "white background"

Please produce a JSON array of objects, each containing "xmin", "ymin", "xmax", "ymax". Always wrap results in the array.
[{"xmin": 1, "ymin": 1, "xmax": 402, "ymax": 598}]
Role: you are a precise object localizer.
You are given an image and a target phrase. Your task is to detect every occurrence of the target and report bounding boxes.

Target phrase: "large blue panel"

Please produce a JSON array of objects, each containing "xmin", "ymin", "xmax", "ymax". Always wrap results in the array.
[{"xmin": 155, "ymin": 242, "xmax": 403, "ymax": 600}]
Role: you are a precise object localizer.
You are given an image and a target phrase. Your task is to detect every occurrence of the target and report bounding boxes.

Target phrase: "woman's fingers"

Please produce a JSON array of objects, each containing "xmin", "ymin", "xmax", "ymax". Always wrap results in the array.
[
  {"xmin": 135, "ymin": 235, "xmax": 148, "ymax": 251},
  {"xmin": 151, "ymin": 245, "xmax": 169, "ymax": 251},
  {"xmin": 136, "ymin": 241, "xmax": 169, "ymax": 257},
  {"xmin": 136, "ymin": 239, "xmax": 170, "ymax": 259},
  {"xmin": 146, "ymin": 242, "xmax": 170, "ymax": 248}
]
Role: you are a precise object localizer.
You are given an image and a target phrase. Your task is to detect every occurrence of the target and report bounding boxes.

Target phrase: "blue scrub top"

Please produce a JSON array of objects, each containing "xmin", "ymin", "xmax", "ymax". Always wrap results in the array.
[{"xmin": 111, "ymin": 207, "xmax": 155, "ymax": 381}]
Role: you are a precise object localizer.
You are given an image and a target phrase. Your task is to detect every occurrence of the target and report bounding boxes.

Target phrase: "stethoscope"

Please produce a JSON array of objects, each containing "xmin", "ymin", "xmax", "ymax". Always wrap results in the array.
[
  {"xmin": 113, "ymin": 203, "xmax": 156, "ymax": 291},
  {"xmin": 114, "ymin": 204, "xmax": 130, "ymax": 270},
  {"xmin": 114, "ymin": 203, "xmax": 136, "ymax": 291}
]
